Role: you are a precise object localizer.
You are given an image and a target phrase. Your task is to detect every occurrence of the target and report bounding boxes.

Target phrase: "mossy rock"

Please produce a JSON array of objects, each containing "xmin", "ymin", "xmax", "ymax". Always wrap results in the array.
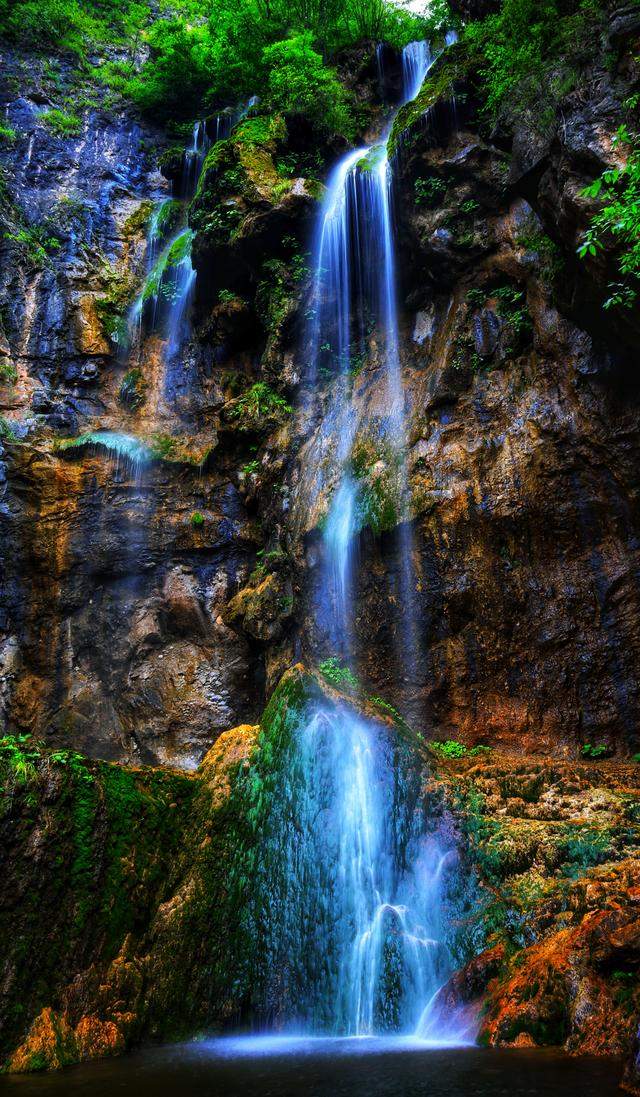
[{"xmin": 388, "ymin": 46, "xmax": 469, "ymax": 159}]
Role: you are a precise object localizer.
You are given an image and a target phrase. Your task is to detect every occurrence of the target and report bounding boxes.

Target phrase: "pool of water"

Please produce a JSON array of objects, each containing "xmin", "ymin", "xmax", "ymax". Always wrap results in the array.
[{"xmin": 0, "ymin": 1037, "xmax": 623, "ymax": 1097}]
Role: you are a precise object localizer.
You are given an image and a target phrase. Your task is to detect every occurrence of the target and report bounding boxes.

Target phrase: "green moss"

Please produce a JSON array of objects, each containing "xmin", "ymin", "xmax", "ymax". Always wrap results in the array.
[
  {"xmin": 347, "ymin": 438, "xmax": 404, "ymax": 536},
  {"xmin": 388, "ymin": 59, "xmax": 461, "ymax": 159},
  {"xmin": 0, "ymin": 733, "xmax": 198, "ymax": 1062},
  {"xmin": 122, "ymin": 200, "xmax": 154, "ymax": 238},
  {"xmin": 191, "ymin": 510, "xmax": 205, "ymax": 527},
  {"xmin": 141, "ymin": 230, "xmax": 193, "ymax": 304},
  {"xmin": 234, "ymin": 114, "xmax": 287, "ymax": 151},
  {"xmin": 95, "ymin": 262, "xmax": 138, "ymax": 342}
]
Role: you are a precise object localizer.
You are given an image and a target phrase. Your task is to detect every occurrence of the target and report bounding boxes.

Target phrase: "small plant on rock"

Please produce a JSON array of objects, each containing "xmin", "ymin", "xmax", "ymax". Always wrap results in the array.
[
  {"xmin": 431, "ymin": 739, "xmax": 467, "ymax": 759},
  {"xmin": 0, "ymin": 359, "xmax": 17, "ymax": 385},
  {"xmin": 41, "ymin": 109, "xmax": 83, "ymax": 138},
  {"xmin": 581, "ymin": 742, "xmax": 611, "ymax": 760},
  {"xmin": 228, "ymin": 382, "xmax": 292, "ymax": 428},
  {"xmin": 319, "ymin": 658, "xmax": 358, "ymax": 691}
]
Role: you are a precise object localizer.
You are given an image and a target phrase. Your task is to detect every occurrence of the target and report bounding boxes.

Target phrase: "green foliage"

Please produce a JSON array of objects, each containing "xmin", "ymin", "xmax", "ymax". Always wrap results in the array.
[
  {"xmin": 466, "ymin": 287, "xmax": 486, "ymax": 308},
  {"xmin": 432, "ymin": 739, "xmax": 492, "ymax": 759},
  {"xmin": 0, "ymin": 124, "xmax": 16, "ymax": 144},
  {"xmin": 124, "ymin": 19, "xmax": 215, "ymax": 120},
  {"xmin": 581, "ymin": 742, "xmax": 611, "ymax": 760},
  {"xmin": 228, "ymin": 382, "xmax": 292, "ymax": 428},
  {"xmin": 119, "ymin": 367, "xmax": 146, "ymax": 410},
  {"xmin": 148, "ymin": 433, "xmax": 177, "ymax": 459},
  {"xmin": 0, "ymin": 735, "xmax": 40, "ymax": 786},
  {"xmin": 191, "ymin": 510, "xmax": 205, "ymax": 527},
  {"xmin": 0, "ymin": 359, "xmax": 18, "ymax": 385},
  {"xmin": 492, "ymin": 284, "xmax": 532, "ymax": 349},
  {"xmin": 516, "ymin": 224, "xmax": 563, "ymax": 280},
  {"xmin": 578, "ymin": 125, "xmax": 640, "ymax": 310},
  {"xmin": 3, "ymin": 224, "xmax": 61, "ymax": 268},
  {"xmin": 414, "ymin": 175, "xmax": 446, "ymax": 207},
  {"xmin": 263, "ymin": 34, "xmax": 353, "ymax": 136},
  {"xmin": 319, "ymin": 657, "xmax": 359, "ymax": 690},
  {"xmin": 431, "ymin": 740, "xmax": 467, "ymax": 758},
  {"xmin": 463, "ymin": 0, "xmax": 604, "ymax": 127},
  {"xmin": 41, "ymin": 109, "xmax": 83, "ymax": 138},
  {"xmin": 0, "ymin": 0, "xmax": 150, "ymax": 55},
  {"xmin": 632, "ymin": 752, "xmax": 640, "ymax": 763},
  {"xmin": 0, "ymin": 416, "xmax": 19, "ymax": 442}
]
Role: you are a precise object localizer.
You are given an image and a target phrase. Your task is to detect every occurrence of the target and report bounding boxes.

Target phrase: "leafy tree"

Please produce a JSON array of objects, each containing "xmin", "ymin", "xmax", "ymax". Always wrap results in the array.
[{"xmin": 263, "ymin": 33, "xmax": 353, "ymax": 135}]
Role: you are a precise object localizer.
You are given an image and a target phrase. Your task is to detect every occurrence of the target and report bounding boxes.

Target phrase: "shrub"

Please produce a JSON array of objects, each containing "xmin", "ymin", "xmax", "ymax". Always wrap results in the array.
[
  {"xmin": 578, "ymin": 124, "xmax": 640, "ymax": 310},
  {"xmin": 228, "ymin": 382, "xmax": 292, "ymax": 427},
  {"xmin": 263, "ymin": 34, "xmax": 353, "ymax": 137},
  {"xmin": 414, "ymin": 175, "xmax": 446, "ymax": 206},
  {"xmin": 191, "ymin": 511, "xmax": 205, "ymax": 527},
  {"xmin": 125, "ymin": 19, "xmax": 215, "ymax": 121},
  {"xmin": 581, "ymin": 742, "xmax": 611, "ymax": 760},
  {"xmin": 3, "ymin": 225, "xmax": 61, "ymax": 268},
  {"xmin": 431, "ymin": 740, "xmax": 467, "ymax": 758},
  {"xmin": 463, "ymin": 0, "xmax": 604, "ymax": 126}
]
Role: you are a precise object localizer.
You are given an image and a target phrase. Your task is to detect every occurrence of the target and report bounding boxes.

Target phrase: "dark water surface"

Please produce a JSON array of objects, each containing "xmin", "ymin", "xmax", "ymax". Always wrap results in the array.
[{"xmin": 0, "ymin": 1037, "xmax": 623, "ymax": 1097}]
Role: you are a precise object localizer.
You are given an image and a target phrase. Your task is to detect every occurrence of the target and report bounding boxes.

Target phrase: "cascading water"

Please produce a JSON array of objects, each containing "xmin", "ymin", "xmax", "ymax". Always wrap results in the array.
[
  {"xmin": 308, "ymin": 35, "xmax": 437, "ymax": 668},
  {"xmin": 248, "ymin": 698, "xmax": 457, "ymax": 1037},
  {"xmin": 402, "ymin": 40, "xmax": 434, "ymax": 102},
  {"xmin": 120, "ymin": 98, "xmax": 258, "ymax": 417},
  {"xmin": 247, "ymin": 38, "xmax": 471, "ymax": 1046}
]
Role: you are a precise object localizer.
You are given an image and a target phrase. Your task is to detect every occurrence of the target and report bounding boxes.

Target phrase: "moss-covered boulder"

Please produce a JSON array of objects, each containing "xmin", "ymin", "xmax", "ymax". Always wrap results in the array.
[{"xmin": 189, "ymin": 112, "xmax": 318, "ymax": 300}]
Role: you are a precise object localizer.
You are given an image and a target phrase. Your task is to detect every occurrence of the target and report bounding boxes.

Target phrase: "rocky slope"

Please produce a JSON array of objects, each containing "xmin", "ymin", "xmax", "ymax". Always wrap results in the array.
[{"xmin": 1, "ymin": 669, "xmax": 639, "ymax": 1077}]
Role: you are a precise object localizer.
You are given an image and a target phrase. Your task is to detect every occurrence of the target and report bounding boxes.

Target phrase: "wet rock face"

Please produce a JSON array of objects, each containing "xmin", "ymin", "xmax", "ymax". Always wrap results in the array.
[
  {"xmin": 0, "ymin": 446, "xmax": 261, "ymax": 767},
  {"xmin": 425, "ymin": 753, "xmax": 640, "ymax": 1057},
  {"xmin": 0, "ymin": 53, "xmax": 168, "ymax": 430},
  {"xmin": 285, "ymin": 29, "xmax": 640, "ymax": 757}
]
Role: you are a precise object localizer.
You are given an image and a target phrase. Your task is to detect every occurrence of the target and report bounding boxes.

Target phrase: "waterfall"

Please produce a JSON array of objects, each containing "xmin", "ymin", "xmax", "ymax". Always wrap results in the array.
[
  {"xmin": 249, "ymin": 701, "xmax": 457, "ymax": 1037},
  {"xmin": 402, "ymin": 40, "xmax": 434, "ymax": 102},
  {"xmin": 247, "ymin": 39, "xmax": 469, "ymax": 1045},
  {"xmin": 121, "ymin": 99, "xmax": 257, "ymax": 415}
]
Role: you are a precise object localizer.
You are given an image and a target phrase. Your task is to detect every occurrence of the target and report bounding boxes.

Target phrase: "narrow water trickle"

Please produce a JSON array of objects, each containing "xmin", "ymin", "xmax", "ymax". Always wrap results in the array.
[
  {"xmin": 123, "ymin": 98, "xmax": 258, "ymax": 415},
  {"xmin": 249, "ymin": 38, "xmax": 470, "ymax": 1045}
]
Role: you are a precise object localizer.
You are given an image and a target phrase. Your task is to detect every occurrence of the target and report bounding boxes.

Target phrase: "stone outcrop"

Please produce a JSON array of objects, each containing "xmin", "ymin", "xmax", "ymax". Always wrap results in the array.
[{"xmin": 423, "ymin": 752, "xmax": 640, "ymax": 1057}]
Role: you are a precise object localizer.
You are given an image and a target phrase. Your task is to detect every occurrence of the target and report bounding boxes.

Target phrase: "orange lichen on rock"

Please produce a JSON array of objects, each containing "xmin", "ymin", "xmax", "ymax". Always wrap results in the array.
[
  {"xmin": 4, "ymin": 1007, "xmax": 128, "ymax": 1073},
  {"xmin": 200, "ymin": 723, "xmax": 259, "ymax": 808}
]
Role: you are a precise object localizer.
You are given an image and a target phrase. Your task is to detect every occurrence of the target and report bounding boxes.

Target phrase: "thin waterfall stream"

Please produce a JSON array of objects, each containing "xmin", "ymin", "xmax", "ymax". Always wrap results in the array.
[{"xmin": 247, "ymin": 38, "xmax": 472, "ymax": 1045}]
